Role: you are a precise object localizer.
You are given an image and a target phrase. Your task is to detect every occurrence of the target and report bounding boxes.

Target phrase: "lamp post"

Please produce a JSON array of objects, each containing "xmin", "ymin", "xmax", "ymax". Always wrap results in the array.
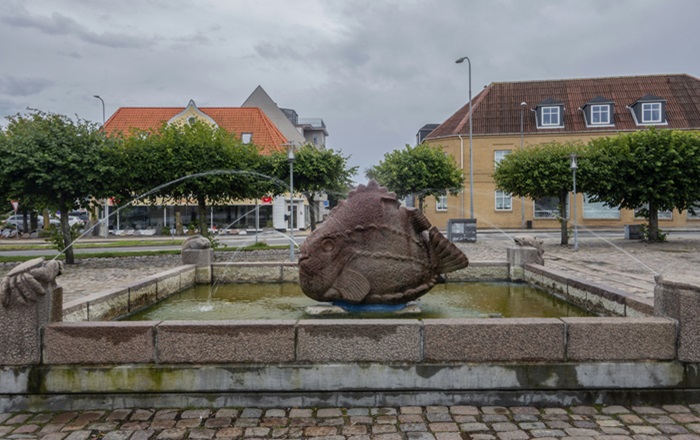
[
  {"xmin": 288, "ymin": 144, "xmax": 295, "ymax": 262},
  {"xmin": 570, "ymin": 154, "xmax": 579, "ymax": 252},
  {"xmin": 455, "ymin": 56, "xmax": 474, "ymax": 219},
  {"xmin": 93, "ymin": 95, "xmax": 108, "ymax": 238},
  {"xmin": 520, "ymin": 101, "xmax": 526, "ymax": 228}
]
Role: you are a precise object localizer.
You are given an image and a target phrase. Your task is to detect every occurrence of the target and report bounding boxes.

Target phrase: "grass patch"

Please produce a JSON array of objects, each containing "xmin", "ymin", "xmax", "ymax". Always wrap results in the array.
[
  {"xmin": 218, "ymin": 242, "xmax": 288, "ymax": 252},
  {"xmin": 0, "ymin": 249, "xmax": 180, "ymax": 264},
  {"xmin": 0, "ymin": 238, "xmax": 186, "ymax": 251}
]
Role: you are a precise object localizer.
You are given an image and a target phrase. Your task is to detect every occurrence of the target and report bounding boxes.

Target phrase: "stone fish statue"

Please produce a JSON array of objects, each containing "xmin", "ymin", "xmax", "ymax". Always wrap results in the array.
[{"xmin": 298, "ymin": 180, "xmax": 469, "ymax": 304}]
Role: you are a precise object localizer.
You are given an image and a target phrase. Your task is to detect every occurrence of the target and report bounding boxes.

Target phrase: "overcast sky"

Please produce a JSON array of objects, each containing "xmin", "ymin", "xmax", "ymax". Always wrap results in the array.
[{"xmin": 1, "ymin": 0, "xmax": 699, "ymax": 179}]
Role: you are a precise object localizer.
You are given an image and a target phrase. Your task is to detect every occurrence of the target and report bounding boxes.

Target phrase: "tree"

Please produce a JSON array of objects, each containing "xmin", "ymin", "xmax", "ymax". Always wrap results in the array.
[
  {"xmin": 0, "ymin": 110, "xmax": 113, "ymax": 264},
  {"xmin": 493, "ymin": 141, "xmax": 586, "ymax": 245},
  {"xmin": 109, "ymin": 119, "xmax": 269, "ymax": 235},
  {"xmin": 366, "ymin": 143, "xmax": 464, "ymax": 211},
  {"xmin": 583, "ymin": 129, "xmax": 700, "ymax": 242},
  {"xmin": 271, "ymin": 144, "xmax": 357, "ymax": 231}
]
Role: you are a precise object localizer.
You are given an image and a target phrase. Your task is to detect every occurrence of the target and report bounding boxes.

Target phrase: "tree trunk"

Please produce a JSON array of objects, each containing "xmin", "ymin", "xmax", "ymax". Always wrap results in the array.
[
  {"xmin": 60, "ymin": 210, "xmax": 75, "ymax": 265},
  {"xmin": 647, "ymin": 201, "xmax": 660, "ymax": 242},
  {"xmin": 175, "ymin": 207, "xmax": 183, "ymax": 235},
  {"xmin": 418, "ymin": 197, "xmax": 425, "ymax": 212},
  {"xmin": 197, "ymin": 196, "xmax": 207, "ymax": 236},
  {"xmin": 21, "ymin": 209, "xmax": 29, "ymax": 234},
  {"xmin": 305, "ymin": 192, "xmax": 317, "ymax": 231},
  {"xmin": 30, "ymin": 211, "xmax": 39, "ymax": 232},
  {"xmin": 559, "ymin": 192, "xmax": 569, "ymax": 246},
  {"xmin": 42, "ymin": 208, "xmax": 50, "ymax": 230}
]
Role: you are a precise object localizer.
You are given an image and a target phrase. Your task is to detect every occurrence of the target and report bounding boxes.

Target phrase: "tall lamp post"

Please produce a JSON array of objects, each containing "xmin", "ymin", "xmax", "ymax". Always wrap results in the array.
[
  {"xmin": 455, "ymin": 56, "xmax": 474, "ymax": 219},
  {"xmin": 570, "ymin": 154, "xmax": 579, "ymax": 251},
  {"xmin": 520, "ymin": 101, "xmax": 527, "ymax": 228},
  {"xmin": 288, "ymin": 144, "xmax": 295, "ymax": 262},
  {"xmin": 93, "ymin": 95, "xmax": 108, "ymax": 238}
]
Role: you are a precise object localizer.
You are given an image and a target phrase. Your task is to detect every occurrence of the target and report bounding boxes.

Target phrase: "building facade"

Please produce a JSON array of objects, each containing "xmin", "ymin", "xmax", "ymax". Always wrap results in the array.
[{"xmin": 423, "ymin": 74, "xmax": 700, "ymax": 230}]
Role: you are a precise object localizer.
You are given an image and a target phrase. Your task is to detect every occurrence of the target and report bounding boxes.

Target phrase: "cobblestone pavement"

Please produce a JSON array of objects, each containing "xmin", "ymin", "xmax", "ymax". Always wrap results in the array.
[{"xmin": 3, "ymin": 404, "xmax": 700, "ymax": 440}]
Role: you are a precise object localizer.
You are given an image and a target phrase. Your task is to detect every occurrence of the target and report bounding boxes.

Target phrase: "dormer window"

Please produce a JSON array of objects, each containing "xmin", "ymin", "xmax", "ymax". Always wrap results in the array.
[
  {"xmin": 535, "ymin": 98, "xmax": 564, "ymax": 129},
  {"xmin": 629, "ymin": 94, "xmax": 667, "ymax": 126},
  {"xmin": 581, "ymin": 96, "xmax": 614, "ymax": 127},
  {"xmin": 241, "ymin": 133, "xmax": 252, "ymax": 144}
]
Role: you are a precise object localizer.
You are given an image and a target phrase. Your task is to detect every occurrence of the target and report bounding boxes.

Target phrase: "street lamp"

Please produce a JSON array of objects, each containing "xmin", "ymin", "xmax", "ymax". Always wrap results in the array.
[
  {"xmin": 288, "ymin": 144, "xmax": 295, "ymax": 262},
  {"xmin": 93, "ymin": 95, "xmax": 105, "ymax": 126},
  {"xmin": 93, "ymin": 95, "xmax": 108, "ymax": 238},
  {"xmin": 455, "ymin": 56, "xmax": 474, "ymax": 219},
  {"xmin": 570, "ymin": 154, "xmax": 579, "ymax": 251},
  {"xmin": 520, "ymin": 101, "xmax": 527, "ymax": 228}
]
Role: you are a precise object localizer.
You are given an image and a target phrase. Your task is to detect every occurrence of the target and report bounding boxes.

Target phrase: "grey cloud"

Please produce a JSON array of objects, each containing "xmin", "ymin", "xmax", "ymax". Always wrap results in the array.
[
  {"xmin": 1, "ymin": 5, "xmax": 152, "ymax": 49},
  {"xmin": 0, "ymin": 76, "xmax": 53, "ymax": 97}
]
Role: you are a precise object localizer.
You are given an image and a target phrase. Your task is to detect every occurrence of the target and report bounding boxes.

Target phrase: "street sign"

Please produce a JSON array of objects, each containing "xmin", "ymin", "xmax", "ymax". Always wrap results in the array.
[
  {"xmin": 261, "ymin": 196, "xmax": 273, "ymax": 204},
  {"xmin": 10, "ymin": 201, "xmax": 18, "ymax": 213}
]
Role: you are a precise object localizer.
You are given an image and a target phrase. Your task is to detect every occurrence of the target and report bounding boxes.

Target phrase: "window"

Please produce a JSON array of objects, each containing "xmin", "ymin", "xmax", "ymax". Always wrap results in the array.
[
  {"xmin": 494, "ymin": 150, "xmax": 510, "ymax": 167},
  {"xmin": 495, "ymin": 190, "xmax": 512, "ymax": 211},
  {"xmin": 541, "ymin": 107, "xmax": 560, "ymax": 126},
  {"xmin": 436, "ymin": 195, "xmax": 447, "ymax": 211},
  {"xmin": 634, "ymin": 205, "xmax": 673, "ymax": 220},
  {"xmin": 591, "ymin": 105, "xmax": 610, "ymax": 125},
  {"xmin": 187, "ymin": 116, "xmax": 197, "ymax": 125},
  {"xmin": 241, "ymin": 133, "xmax": 252, "ymax": 144},
  {"xmin": 642, "ymin": 102, "xmax": 662, "ymax": 123},
  {"xmin": 534, "ymin": 197, "xmax": 568, "ymax": 219},
  {"xmin": 313, "ymin": 134, "xmax": 318, "ymax": 145},
  {"xmin": 688, "ymin": 203, "xmax": 700, "ymax": 220},
  {"xmin": 583, "ymin": 194, "xmax": 620, "ymax": 219}
]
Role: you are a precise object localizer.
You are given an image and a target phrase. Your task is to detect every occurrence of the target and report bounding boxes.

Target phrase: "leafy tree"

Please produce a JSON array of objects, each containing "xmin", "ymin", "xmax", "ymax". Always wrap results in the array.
[
  {"xmin": 493, "ymin": 141, "xmax": 586, "ymax": 245},
  {"xmin": 108, "ymin": 119, "xmax": 269, "ymax": 235},
  {"xmin": 583, "ymin": 129, "xmax": 700, "ymax": 242},
  {"xmin": 366, "ymin": 143, "xmax": 464, "ymax": 211},
  {"xmin": 271, "ymin": 144, "xmax": 357, "ymax": 231},
  {"xmin": 0, "ymin": 110, "xmax": 113, "ymax": 263}
]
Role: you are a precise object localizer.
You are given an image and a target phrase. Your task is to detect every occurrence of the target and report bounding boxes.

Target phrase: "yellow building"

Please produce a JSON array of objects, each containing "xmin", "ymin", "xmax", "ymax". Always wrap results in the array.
[{"xmin": 424, "ymin": 74, "xmax": 700, "ymax": 230}]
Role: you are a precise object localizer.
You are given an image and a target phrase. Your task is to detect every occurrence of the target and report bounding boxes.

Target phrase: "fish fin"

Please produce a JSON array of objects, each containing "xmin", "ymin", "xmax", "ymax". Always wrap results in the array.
[
  {"xmin": 406, "ymin": 207, "xmax": 432, "ymax": 233},
  {"xmin": 428, "ymin": 226, "xmax": 469, "ymax": 273},
  {"xmin": 332, "ymin": 268, "xmax": 370, "ymax": 303}
]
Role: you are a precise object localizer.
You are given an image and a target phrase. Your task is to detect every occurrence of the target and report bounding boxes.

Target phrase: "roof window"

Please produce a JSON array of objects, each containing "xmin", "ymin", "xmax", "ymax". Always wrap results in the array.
[
  {"xmin": 629, "ymin": 94, "xmax": 667, "ymax": 126},
  {"xmin": 535, "ymin": 98, "xmax": 564, "ymax": 129},
  {"xmin": 581, "ymin": 96, "xmax": 614, "ymax": 127}
]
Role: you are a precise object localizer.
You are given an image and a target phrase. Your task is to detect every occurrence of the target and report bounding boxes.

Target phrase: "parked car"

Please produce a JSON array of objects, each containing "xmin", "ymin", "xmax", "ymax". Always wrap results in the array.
[{"xmin": 4, "ymin": 214, "xmax": 59, "ymax": 231}]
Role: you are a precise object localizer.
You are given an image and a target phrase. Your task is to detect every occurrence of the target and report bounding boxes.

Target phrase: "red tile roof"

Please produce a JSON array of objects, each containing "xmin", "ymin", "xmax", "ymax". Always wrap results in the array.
[
  {"xmin": 427, "ymin": 74, "xmax": 700, "ymax": 139},
  {"xmin": 104, "ymin": 107, "xmax": 288, "ymax": 154}
]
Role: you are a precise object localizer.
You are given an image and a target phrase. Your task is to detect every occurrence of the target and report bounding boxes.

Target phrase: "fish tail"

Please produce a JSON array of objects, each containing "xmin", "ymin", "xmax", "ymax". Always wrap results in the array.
[{"xmin": 428, "ymin": 226, "xmax": 469, "ymax": 273}]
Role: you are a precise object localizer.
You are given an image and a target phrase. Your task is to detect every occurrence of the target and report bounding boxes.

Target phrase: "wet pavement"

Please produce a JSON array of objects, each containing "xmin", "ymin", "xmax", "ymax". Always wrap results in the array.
[{"xmin": 3, "ymin": 404, "xmax": 700, "ymax": 440}]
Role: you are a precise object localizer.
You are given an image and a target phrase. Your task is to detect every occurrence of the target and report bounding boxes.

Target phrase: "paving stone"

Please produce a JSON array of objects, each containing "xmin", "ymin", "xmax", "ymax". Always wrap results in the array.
[
  {"xmin": 544, "ymin": 409, "xmax": 569, "ymax": 415},
  {"xmin": 603, "ymin": 407, "xmax": 632, "ymax": 415},
  {"xmin": 176, "ymin": 419, "xmax": 202, "ymax": 429},
  {"xmin": 213, "ymin": 427, "xmax": 243, "ymax": 438},
  {"xmin": 233, "ymin": 419, "xmax": 259, "ymax": 428},
  {"xmin": 151, "ymin": 419, "xmax": 177, "ymax": 429},
  {"xmin": 544, "ymin": 415, "xmax": 572, "ymax": 422},
  {"xmin": 64, "ymin": 431, "xmax": 92, "ymax": 440},
  {"xmin": 512, "ymin": 407, "xmax": 540, "ymax": 415},
  {"xmin": 40, "ymin": 424, "xmax": 66, "ymax": 434},
  {"xmin": 346, "ymin": 436, "xmax": 370, "ymax": 440},
  {"xmin": 107, "ymin": 410, "xmax": 133, "ymax": 421},
  {"xmin": 242, "ymin": 427, "xmax": 269, "ymax": 438},
  {"xmin": 181, "ymin": 410, "xmax": 211, "ymax": 420},
  {"xmin": 342, "ymin": 425, "xmax": 368, "ymax": 435},
  {"xmin": 668, "ymin": 436, "xmax": 700, "ymax": 440},
  {"xmin": 0, "ymin": 427, "xmax": 13, "ymax": 437},
  {"xmin": 483, "ymin": 415, "xmax": 510, "ymax": 423},
  {"xmin": 427, "ymin": 407, "xmax": 449, "ymax": 414},
  {"xmin": 372, "ymin": 434, "xmax": 402, "ymax": 440},
  {"xmin": 595, "ymin": 436, "xmax": 633, "ymax": 440},
  {"xmin": 645, "ymin": 417, "xmax": 676, "ymax": 425},
  {"xmin": 630, "ymin": 426, "xmax": 663, "ymax": 435},
  {"xmin": 672, "ymin": 414, "xmax": 700, "ymax": 424},
  {"xmin": 372, "ymin": 424, "xmax": 398, "ymax": 433},
  {"xmin": 574, "ymin": 421, "xmax": 599, "ymax": 429},
  {"xmin": 304, "ymin": 426, "xmax": 338, "ymax": 436},
  {"xmin": 318, "ymin": 418, "xmax": 344, "ymax": 426},
  {"xmin": 514, "ymin": 415, "xmax": 539, "ymax": 422},
  {"xmin": 376, "ymin": 416, "xmax": 397, "ymax": 425},
  {"xmin": 571, "ymin": 407, "xmax": 598, "ymax": 415},
  {"xmin": 29, "ymin": 414, "xmax": 53, "ymax": 424},
  {"xmin": 520, "ymin": 422, "xmax": 547, "ymax": 430},
  {"xmin": 130, "ymin": 410, "xmax": 155, "ymax": 422},
  {"xmin": 497, "ymin": 430, "xmax": 530, "ymax": 440},
  {"xmin": 260, "ymin": 418, "xmax": 288, "ymax": 428},
  {"xmin": 620, "ymin": 415, "xmax": 646, "ymax": 425},
  {"xmin": 12, "ymin": 425, "xmax": 38, "ymax": 434},
  {"xmin": 547, "ymin": 422, "xmax": 574, "ymax": 429},
  {"xmin": 531, "ymin": 429, "xmax": 566, "ymax": 437},
  {"xmin": 371, "ymin": 408, "xmax": 398, "ymax": 416},
  {"xmin": 87, "ymin": 422, "xmax": 120, "ymax": 431},
  {"xmin": 317, "ymin": 408, "xmax": 343, "ymax": 418},
  {"xmin": 400, "ymin": 423, "xmax": 428, "ymax": 432},
  {"xmin": 346, "ymin": 408, "xmax": 370, "ymax": 416},
  {"xmin": 0, "ymin": 414, "xmax": 10, "ymax": 424},
  {"xmin": 204, "ymin": 418, "xmax": 232, "ymax": 429},
  {"xmin": 270, "ymin": 427, "xmax": 289, "ymax": 438},
  {"xmin": 471, "ymin": 435, "xmax": 497, "ymax": 440},
  {"xmin": 39, "ymin": 433, "xmax": 68, "ymax": 440},
  {"xmin": 102, "ymin": 430, "xmax": 133, "ymax": 440},
  {"xmin": 454, "ymin": 416, "xmax": 478, "ymax": 423},
  {"xmin": 633, "ymin": 408, "xmax": 667, "ymax": 415},
  {"xmin": 349, "ymin": 416, "xmax": 373, "ymax": 425},
  {"xmin": 214, "ymin": 410, "xmax": 239, "ymax": 419},
  {"xmin": 435, "ymin": 433, "xmax": 463, "ymax": 440},
  {"xmin": 658, "ymin": 426, "xmax": 690, "ymax": 435},
  {"xmin": 428, "ymin": 423, "xmax": 458, "ymax": 432},
  {"xmin": 154, "ymin": 410, "xmax": 178, "ymax": 420},
  {"xmin": 450, "ymin": 406, "xmax": 479, "ymax": 416},
  {"xmin": 5, "ymin": 415, "xmax": 32, "ymax": 425},
  {"xmin": 687, "ymin": 424, "xmax": 700, "ymax": 434},
  {"xmin": 400, "ymin": 415, "xmax": 426, "ymax": 424},
  {"xmin": 288, "ymin": 409, "xmax": 312, "ymax": 419},
  {"xmin": 631, "ymin": 436, "xmax": 670, "ymax": 440},
  {"xmin": 426, "ymin": 413, "xmax": 453, "ymax": 422},
  {"xmin": 288, "ymin": 417, "xmax": 315, "ymax": 428},
  {"xmin": 603, "ymin": 428, "xmax": 631, "ymax": 435},
  {"xmin": 492, "ymin": 423, "xmax": 519, "ymax": 432},
  {"xmin": 664, "ymin": 406, "xmax": 691, "ymax": 414},
  {"xmin": 566, "ymin": 428, "xmax": 601, "ymax": 437},
  {"xmin": 461, "ymin": 422, "xmax": 490, "ymax": 432},
  {"xmin": 482, "ymin": 407, "xmax": 510, "ymax": 415},
  {"xmin": 156, "ymin": 429, "xmax": 186, "ymax": 440},
  {"xmin": 130, "ymin": 430, "xmax": 155, "ymax": 440},
  {"xmin": 406, "ymin": 433, "xmax": 436, "ymax": 440},
  {"xmin": 121, "ymin": 422, "xmax": 152, "ymax": 431},
  {"xmin": 599, "ymin": 420, "xmax": 625, "ymax": 427}
]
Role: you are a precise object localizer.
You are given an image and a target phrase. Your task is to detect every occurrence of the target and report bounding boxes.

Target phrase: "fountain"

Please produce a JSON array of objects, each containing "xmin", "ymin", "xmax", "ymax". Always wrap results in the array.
[{"xmin": 1, "ymin": 176, "xmax": 700, "ymax": 411}]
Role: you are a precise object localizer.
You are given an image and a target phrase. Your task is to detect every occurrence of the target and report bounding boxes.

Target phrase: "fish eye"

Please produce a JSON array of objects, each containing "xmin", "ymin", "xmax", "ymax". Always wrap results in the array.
[{"xmin": 322, "ymin": 239, "xmax": 335, "ymax": 252}]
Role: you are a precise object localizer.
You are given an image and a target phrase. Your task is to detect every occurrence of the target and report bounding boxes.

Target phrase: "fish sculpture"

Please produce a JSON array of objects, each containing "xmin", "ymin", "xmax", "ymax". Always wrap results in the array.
[{"xmin": 298, "ymin": 180, "xmax": 469, "ymax": 304}]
